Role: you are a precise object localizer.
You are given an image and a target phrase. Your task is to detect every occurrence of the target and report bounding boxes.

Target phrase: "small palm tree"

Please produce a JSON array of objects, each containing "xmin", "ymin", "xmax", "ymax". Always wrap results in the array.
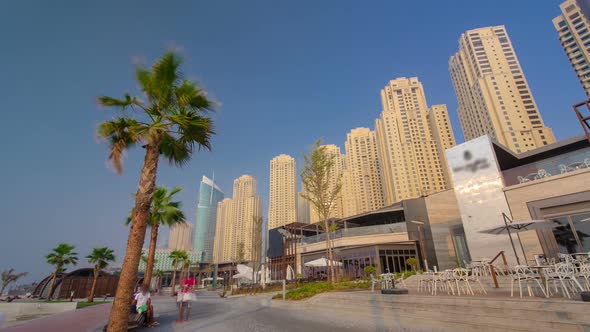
[
  {"xmin": 169, "ymin": 250, "xmax": 188, "ymax": 296},
  {"xmin": 153, "ymin": 270, "xmax": 164, "ymax": 293},
  {"xmin": 1, "ymin": 269, "xmax": 28, "ymax": 297},
  {"xmin": 97, "ymin": 51, "xmax": 215, "ymax": 331},
  {"xmin": 45, "ymin": 243, "xmax": 78, "ymax": 300},
  {"xmin": 86, "ymin": 247, "xmax": 115, "ymax": 302},
  {"xmin": 138, "ymin": 186, "xmax": 185, "ymax": 289}
]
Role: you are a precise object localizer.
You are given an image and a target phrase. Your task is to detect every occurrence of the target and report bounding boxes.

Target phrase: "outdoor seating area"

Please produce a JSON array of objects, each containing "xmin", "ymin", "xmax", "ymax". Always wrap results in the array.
[{"xmin": 415, "ymin": 252, "xmax": 590, "ymax": 300}]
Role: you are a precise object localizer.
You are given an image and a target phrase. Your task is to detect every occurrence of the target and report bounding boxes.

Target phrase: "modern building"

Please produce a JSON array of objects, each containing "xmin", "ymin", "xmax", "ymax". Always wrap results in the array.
[
  {"xmin": 168, "ymin": 222, "xmax": 193, "ymax": 251},
  {"xmin": 553, "ymin": 0, "xmax": 590, "ymax": 98},
  {"xmin": 193, "ymin": 175, "xmax": 224, "ymax": 262},
  {"xmin": 449, "ymin": 26, "xmax": 556, "ymax": 154},
  {"xmin": 343, "ymin": 128, "xmax": 386, "ymax": 216},
  {"xmin": 212, "ymin": 175, "xmax": 263, "ymax": 263},
  {"xmin": 268, "ymin": 154, "xmax": 297, "ymax": 229},
  {"xmin": 447, "ymin": 134, "xmax": 590, "ymax": 265},
  {"xmin": 375, "ymin": 77, "xmax": 454, "ymax": 206},
  {"xmin": 138, "ymin": 248, "xmax": 202, "ymax": 273},
  {"xmin": 309, "ymin": 144, "xmax": 345, "ymax": 222}
]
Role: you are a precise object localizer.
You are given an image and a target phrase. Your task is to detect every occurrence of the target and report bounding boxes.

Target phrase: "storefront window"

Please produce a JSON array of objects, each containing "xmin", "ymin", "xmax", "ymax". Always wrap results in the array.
[
  {"xmin": 379, "ymin": 249, "xmax": 417, "ymax": 273},
  {"xmin": 551, "ymin": 212, "xmax": 590, "ymax": 254}
]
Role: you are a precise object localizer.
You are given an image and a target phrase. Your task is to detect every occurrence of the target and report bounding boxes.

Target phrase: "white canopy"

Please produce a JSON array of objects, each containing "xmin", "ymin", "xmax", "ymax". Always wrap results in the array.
[
  {"xmin": 232, "ymin": 264, "xmax": 253, "ymax": 280},
  {"xmin": 202, "ymin": 277, "xmax": 224, "ymax": 281},
  {"xmin": 304, "ymin": 257, "xmax": 343, "ymax": 267}
]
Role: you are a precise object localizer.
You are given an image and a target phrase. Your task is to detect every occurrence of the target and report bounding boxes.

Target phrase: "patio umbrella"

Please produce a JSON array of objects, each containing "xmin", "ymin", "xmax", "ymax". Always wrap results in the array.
[
  {"xmin": 304, "ymin": 257, "xmax": 343, "ymax": 267},
  {"xmin": 479, "ymin": 213, "xmax": 558, "ymax": 265}
]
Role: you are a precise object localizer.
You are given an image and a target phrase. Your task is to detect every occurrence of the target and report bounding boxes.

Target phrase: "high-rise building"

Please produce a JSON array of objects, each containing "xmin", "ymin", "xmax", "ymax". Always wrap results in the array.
[
  {"xmin": 297, "ymin": 191, "xmax": 310, "ymax": 224},
  {"xmin": 212, "ymin": 175, "xmax": 262, "ymax": 263},
  {"xmin": 168, "ymin": 222, "xmax": 193, "ymax": 251},
  {"xmin": 343, "ymin": 128, "xmax": 385, "ymax": 215},
  {"xmin": 309, "ymin": 144, "xmax": 345, "ymax": 222},
  {"xmin": 428, "ymin": 105, "xmax": 457, "ymax": 186},
  {"xmin": 193, "ymin": 175, "xmax": 224, "ymax": 262},
  {"xmin": 375, "ymin": 77, "xmax": 453, "ymax": 205},
  {"xmin": 268, "ymin": 154, "xmax": 297, "ymax": 229},
  {"xmin": 449, "ymin": 26, "xmax": 556, "ymax": 153},
  {"xmin": 553, "ymin": 0, "xmax": 590, "ymax": 97}
]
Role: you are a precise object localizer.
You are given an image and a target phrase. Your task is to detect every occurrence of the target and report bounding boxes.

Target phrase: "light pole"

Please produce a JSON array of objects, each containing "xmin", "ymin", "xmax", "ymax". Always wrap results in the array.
[{"xmin": 410, "ymin": 220, "xmax": 428, "ymax": 271}]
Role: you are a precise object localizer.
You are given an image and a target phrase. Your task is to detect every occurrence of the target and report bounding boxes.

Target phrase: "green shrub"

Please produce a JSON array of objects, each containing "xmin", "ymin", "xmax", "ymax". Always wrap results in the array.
[
  {"xmin": 363, "ymin": 265, "xmax": 376, "ymax": 275},
  {"xmin": 405, "ymin": 258, "xmax": 418, "ymax": 271}
]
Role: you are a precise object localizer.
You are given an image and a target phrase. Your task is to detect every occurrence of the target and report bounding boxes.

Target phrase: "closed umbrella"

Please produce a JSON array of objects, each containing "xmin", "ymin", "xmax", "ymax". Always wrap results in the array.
[{"xmin": 479, "ymin": 213, "xmax": 558, "ymax": 265}]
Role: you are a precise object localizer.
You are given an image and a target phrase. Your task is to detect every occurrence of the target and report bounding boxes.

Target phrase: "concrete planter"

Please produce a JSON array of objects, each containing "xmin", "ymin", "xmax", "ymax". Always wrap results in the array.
[
  {"xmin": 381, "ymin": 288, "xmax": 409, "ymax": 295},
  {"xmin": 581, "ymin": 291, "xmax": 590, "ymax": 302}
]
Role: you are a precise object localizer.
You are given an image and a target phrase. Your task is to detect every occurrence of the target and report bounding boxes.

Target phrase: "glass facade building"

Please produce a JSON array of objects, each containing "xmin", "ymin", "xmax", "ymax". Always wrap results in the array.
[{"xmin": 193, "ymin": 176, "xmax": 224, "ymax": 262}]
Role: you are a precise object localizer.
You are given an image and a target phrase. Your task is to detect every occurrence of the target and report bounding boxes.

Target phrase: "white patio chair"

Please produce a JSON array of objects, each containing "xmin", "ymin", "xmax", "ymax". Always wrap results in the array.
[
  {"xmin": 432, "ymin": 270, "xmax": 454, "ymax": 296},
  {"xmin": 370, "ymin": 274, "xmax": 379, "ymax": 292},
  {"xmin": 418, "ymin": 272, "xmax": 433, "ymax": 293},
  {"xmin": 511, "ymin": 265, "xmax": 547, "ymax": 298},
  {"xmin": 554, "ymin": 263, "xmax": 585, "ymax": 298},
  {"xmin": 559, "ymin": 164, "xmax": 571, "ymax": 174},
  {"xmin": 575, "ymin": 264, "xmax": 590, "ymax": 291},
  {"xmin": 467, "ymin": 269, "xmax": 487, "ymax": 294},
  {"xmin": 536, "ymin": 169, "xmax": 551, "ymax": 179},
  {"xmin": 452, "ymin": 268, "xmax": 474, "ymax": 296}
]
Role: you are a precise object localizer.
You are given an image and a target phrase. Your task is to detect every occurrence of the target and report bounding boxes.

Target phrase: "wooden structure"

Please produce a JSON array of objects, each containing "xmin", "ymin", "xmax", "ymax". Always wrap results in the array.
[
  {"xmin": 574, "ymin": 99, "xmax": 590, "ymax": 143},
  {"xmin": 33, "ymin": 268, "xmax": 119, "ymax": 299}
]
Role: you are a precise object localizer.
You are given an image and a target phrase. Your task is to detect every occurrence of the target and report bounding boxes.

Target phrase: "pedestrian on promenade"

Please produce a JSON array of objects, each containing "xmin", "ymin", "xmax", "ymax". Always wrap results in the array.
[
  {"xmin": 131, "ymin": 284, "xmax": 159, "ymax": 327},
  {"xmin": 176, "ymin": 282, "xmax": 195, "ymax": 322}
]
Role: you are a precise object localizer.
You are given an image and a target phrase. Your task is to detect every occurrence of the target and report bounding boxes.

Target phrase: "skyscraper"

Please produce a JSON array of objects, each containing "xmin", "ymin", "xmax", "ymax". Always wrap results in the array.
[
  {"xmin": 343, "ymin": 128, "xmax": 385, "ymax": 215},
  {"xmin": 309, "ymin": 144, "xmax": 345, "ymax": 222},
  {"xmin": 168, "ymin": 222, "xmax": 193, "ymax": 251},
  {"xmin": 297, "ymin": 191, "xmax": 310, "ymax": 224},
  {"xmin": 428, "ymin": 105, "xmax": 457, "ymax": 187},
  {"xmin": 553, "ymin": 0, "xmax": 590, "ymax": 97},
  {"xmin": 193, "ymin": 175, "xmax": 224, "ymax": 262},
  {"xmin": 375, "ymin": 77, "xmax": 453, "ymax": 205},
  {"xmin": 268, "ymin": 154, "xmax": 297, "ymax": 230},
  {"xmin": 212, "ymin": 175, "xmax": 262, "ymax": 263},
  {"xmin": 449, "ymin": 26, "xmax": 556, "ymax": 153}
]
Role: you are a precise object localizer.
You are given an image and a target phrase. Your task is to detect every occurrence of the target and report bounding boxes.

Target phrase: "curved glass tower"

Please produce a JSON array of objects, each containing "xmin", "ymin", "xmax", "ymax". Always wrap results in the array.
[{"xmin": 193, "ymin": 175, "xmax": 224, "ymax": 262}]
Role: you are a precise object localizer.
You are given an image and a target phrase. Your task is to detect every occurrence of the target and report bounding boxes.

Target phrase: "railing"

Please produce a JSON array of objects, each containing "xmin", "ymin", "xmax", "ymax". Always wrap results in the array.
[
  {"xmin": 488, "ymin": 250, "xmax": 508, "ymax": 289},
  {"xmin": 300, "ymin": 223, "xmax": 408, "ymax": 245}
]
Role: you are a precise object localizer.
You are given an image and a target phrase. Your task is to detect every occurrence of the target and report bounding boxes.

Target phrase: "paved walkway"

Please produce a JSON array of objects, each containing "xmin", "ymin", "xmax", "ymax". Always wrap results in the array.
[{"xmin": 1, "ymin": 302, "xmax": 111, "ymax": 332}]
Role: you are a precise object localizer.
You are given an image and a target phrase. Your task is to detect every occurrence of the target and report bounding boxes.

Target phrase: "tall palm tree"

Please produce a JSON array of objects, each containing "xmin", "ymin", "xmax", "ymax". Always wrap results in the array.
[
  {"xmin": 142, "ymin": 186, "xmax": 185, "ymax": 289},
  {"xmin": 169, "ymin": 250, "xmax": 188, "ymax": 296},
  {"xmin": 86, "ymin": 247, "xmax": 115, "ymax": 302},
  {"xmin": 45, "ymin": 243, "xmax": 78, "ymax": 300},
  {"xmin": 1, "ymin": 269, "xmax": 28, "ymax": 297},
  {"xmin": 97, "ymin": 51, "xmax": 215, "ymax": 331},
  {"xmin": 153, "ymin": 270, "xmax": 164, "ymax": 293}
]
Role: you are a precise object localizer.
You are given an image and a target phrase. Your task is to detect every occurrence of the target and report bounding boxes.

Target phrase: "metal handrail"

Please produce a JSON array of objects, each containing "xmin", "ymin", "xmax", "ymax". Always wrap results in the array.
[{"xmin": 488, "ymin": 251, "xmax": 507, "ymax": 288}]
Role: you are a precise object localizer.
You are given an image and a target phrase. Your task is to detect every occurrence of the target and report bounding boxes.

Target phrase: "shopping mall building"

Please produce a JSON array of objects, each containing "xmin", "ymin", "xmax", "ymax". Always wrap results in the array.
[{"xmin": 267, "ymin": 135, "xmax": 590, "ymax": 279}]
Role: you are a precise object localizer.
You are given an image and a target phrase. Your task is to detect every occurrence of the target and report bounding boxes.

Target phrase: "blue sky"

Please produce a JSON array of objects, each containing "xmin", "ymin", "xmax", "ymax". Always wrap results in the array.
[{"xmin": 0, "ymin": 0, "xmax": 586, "ymax": 283}]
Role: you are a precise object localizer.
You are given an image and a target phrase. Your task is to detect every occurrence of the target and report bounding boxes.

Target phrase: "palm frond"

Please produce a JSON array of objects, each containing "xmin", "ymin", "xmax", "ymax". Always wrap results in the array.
[
  {"xmin": 159, "ymin": 133, "xmax": 192, "ymax": 167},
  {"xmin": 97, "ymin": 118, "xmax": 146, "ymax": 174}
]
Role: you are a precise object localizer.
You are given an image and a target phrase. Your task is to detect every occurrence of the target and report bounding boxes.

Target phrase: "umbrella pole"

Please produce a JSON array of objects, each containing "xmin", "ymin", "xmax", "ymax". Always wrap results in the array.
[
  {"xmin": 503, "ymin": 213, "xmax": 521, "ymax": 265},
  {"xmin": 516, "ymin": 232, "xmax": 527, "ymax": 265}
]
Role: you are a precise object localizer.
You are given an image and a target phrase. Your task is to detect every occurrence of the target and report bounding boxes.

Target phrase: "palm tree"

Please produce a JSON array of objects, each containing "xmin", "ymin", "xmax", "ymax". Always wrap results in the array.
[
  {"xmin": 45, "ymin": 243, "xmax": 78, "ymax": 300},
  {"xmin": 153, "ymin": 270, "xmax": 164, "ymax": 293},
  {"xmin": 86, "ymin": 247, "xmax": 115, "ymax": 302},
  {"xmin": 1, "ymin": 269, "xmax": 28, "ymax": 297},
  {"xmin": 142, "ymin": 186, "xmax": 185, "ymax": 289},
  {"xmin": 169, "ymin": 250, "xmax": 188, "ymax": 296},
  {"xmin": 97, "ymin": 51, "xmax": 215, "ymax": 331}
]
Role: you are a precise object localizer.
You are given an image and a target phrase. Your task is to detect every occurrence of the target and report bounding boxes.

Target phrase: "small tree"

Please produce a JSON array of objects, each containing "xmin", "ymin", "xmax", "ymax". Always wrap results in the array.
[
  {"xmin": 45, "ymin": 243, "xmax": 78, "ymax": 300},
  {"xmin": 405, "ymin": 258, "xmax": 418, "ymax": 271},
  {"xmin": 1, "ymin": 269, "xmax": 28, "ymax": 297},
  {"xmin": 363, "ymin": 265, "xmax": 376, "ymax": 277},
  {"xmin": 301, "ymin": 139, "xmax": 342, "ymax": 284},
  {"xmin": 169, "ymin": 250, "xmax": 188, "ymax": 296},
  {"xmin": 250, "ymin": 216, "xmax": 263, "ymax": 284},
  {"xmin": 86, "ymin": 247, "xmax": 115, "ymax": 302},
  {"xmin": 236, "ymin": 242, "xmax": 246, "ymax": 264}
]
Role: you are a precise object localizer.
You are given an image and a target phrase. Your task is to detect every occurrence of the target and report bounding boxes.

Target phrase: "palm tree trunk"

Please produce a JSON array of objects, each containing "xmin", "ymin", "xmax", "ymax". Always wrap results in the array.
[
  {"xmin": 170, "ymin": 267, "xmax": 178, "ymax": 297},
  {"xmin": 88, "ymin": 269, "xmax": 98, "ymax": 302},
  {"xmin": 47, "ymin": 270, "xmax": 58, "ymax": 300},
  {"xmin": 106, "ymin": 143, "xmax": 159, "ymax": 332},
  {"xmin": 143, "ymin": 224, "xmax": 159, "ymax": 289}
]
